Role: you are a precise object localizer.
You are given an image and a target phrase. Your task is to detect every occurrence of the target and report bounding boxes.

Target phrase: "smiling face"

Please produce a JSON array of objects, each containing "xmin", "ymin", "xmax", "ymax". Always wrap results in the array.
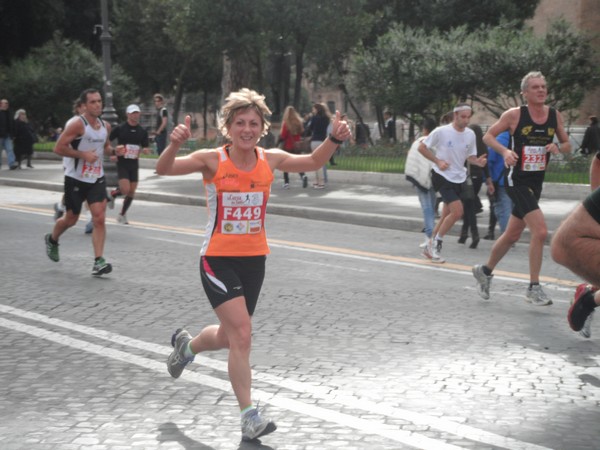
[{"xmin": 226, "ymin": 107, "xmax": 263, "ymax": 151}]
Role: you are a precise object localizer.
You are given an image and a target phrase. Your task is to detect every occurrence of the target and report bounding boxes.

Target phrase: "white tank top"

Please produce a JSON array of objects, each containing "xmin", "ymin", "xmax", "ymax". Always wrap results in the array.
[{"xmin": 63, "ymin": 116, "xmax": 107, "ymax": 183}]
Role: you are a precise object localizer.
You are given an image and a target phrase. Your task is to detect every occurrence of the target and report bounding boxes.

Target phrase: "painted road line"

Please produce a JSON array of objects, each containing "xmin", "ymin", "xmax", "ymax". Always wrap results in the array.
[
  {"xmin": 0, "ymin": 304, "xmax": 552, "ymax": 450},
  {"xmin": 0, "ymin": 315, "xmax": 464, "ymax": 450}
]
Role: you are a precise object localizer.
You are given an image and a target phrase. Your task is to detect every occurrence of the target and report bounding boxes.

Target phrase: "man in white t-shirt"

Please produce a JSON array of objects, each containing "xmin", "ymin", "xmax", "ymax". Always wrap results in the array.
[{"xmin": 418, "ymin": 103, "xmax": 487, "ymax": 263}]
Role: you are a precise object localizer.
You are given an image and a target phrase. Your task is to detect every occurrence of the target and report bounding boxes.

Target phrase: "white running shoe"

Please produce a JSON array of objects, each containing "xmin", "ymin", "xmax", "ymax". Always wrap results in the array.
[
  {"xmin": 117, "ymin": 213, "xmax": 129, "ymax": 224},
  {"xmin": 526, "ymin": 284, "xmax": 553, "ymax": 306},
  {"xmin": 472, "ymin": 264, "xmax": 493, "ymax": 300},
  {"xmin": 431, "ymin": 239, "xmax": 445, "ymax": 264}
]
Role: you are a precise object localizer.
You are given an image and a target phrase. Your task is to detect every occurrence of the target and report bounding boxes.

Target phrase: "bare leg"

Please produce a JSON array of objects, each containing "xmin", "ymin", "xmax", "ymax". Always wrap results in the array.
[
  {"xmin": 88, "ymin": 201, "xmax": 107, "ymax": 258},
  {"xmin": 190, "ymin": 296, "xmax": 253, "ymax": 409},
  {"xmin": 435, "ymin": 199, "xmax": 463, "ymax": 238},
  {"xmin": 590, "ymin": 157, "xmax": 600, "ymax": 191},
  {"xmin": 485, "ymin": 214, "xmax": 525, "ymax": 271},
  {"xmin": 521, "ymin": 209, "xmax": 548, "ymax": 283},
  {"xmin": 552, "ymin": 204, "xmax": 600, "ymax": 287}
]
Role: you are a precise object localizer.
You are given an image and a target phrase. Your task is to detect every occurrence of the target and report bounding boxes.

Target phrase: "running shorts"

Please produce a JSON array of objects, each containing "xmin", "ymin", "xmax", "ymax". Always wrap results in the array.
[
  {"xmin": 117, "ymin": 159, "xmax": 139, "ymax": 182},
  {"xmin": 64, "ymin": 176, "xmax": 108, "ymax": 215},
  {"xmin": 506, "ymin": 184, "xmax": 542, "ymax": 219},
  {"xmin": 431, "ymin": 170, "xmax": 461, "ymax": 204},
  {"xmin": 199, "ymin": 255, "xmax": 266, "ymax": 315}
]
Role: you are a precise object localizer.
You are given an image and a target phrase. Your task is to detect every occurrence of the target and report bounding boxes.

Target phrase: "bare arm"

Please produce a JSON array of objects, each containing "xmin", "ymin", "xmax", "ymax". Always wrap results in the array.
[
  {"xmin": 418, "ymin": 141, "xmax": 448, "ymax": 171},
  {"xmin": 156, "ymin": 115, "xmax": 216, "ymax": 177},
  {"xmin": 269, "ymin": 111, "xmax": 352, "ymax": 173},
  {"xmin": 483, "ymin": 109, "xmax": 519, "ymax": 166},
  {"xmin": 53, "ymin": 117, "xmax": 97, "ymax": 164}
]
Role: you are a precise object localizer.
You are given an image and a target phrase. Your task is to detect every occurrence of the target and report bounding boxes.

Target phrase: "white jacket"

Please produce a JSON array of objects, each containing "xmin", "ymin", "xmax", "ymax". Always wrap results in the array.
[{"xmin": 405, "ymin": 136, "xmax": 433, "ymax": 191}]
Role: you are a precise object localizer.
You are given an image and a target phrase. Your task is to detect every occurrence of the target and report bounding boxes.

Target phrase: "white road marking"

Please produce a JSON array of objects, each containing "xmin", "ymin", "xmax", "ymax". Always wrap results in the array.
[{"xmin": 0, "ymin": 304, "xmax": 551, "ymax": 450}]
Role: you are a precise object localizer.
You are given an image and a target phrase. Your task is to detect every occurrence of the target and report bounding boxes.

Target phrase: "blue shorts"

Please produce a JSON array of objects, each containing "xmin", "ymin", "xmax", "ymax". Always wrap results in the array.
[{"xmin": 199, "ymin": 255, "xmax": 266, "ymax": 315}]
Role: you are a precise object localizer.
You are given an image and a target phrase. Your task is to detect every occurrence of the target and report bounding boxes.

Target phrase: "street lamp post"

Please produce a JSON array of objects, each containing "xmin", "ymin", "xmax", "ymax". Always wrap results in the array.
[
  {"xmin": 98, "ymin": 0, "xmax": 118, "ymax": 186},
  {"xmin": 99, "ymin": 0, "xmax": 117, "ymax": 125}
]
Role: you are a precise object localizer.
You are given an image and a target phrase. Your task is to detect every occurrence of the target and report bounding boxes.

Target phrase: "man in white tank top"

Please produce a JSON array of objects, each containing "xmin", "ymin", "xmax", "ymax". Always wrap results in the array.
[{"xmin": 44, "ymin": 88, "xmax": 114, "ymax": 276}]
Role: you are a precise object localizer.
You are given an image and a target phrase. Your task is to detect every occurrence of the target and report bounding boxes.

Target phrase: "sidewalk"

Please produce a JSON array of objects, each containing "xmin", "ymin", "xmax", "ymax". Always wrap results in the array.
[{"xmin": 0, "ymin": 153, "xmax": 587, "ymax": 236}]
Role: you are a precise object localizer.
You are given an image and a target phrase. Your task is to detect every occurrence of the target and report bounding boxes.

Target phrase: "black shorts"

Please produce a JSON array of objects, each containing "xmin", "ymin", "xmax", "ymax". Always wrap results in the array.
[
  {"xmin": 64, "ymin": 176, "xmax": 108, "ymax": 215},
  {"xmin": 431, "ymin": 170, "xmax": 462, "ymax": 204},
  {"xmin": 506, "ymin": 184, "xmax": 542, "ymax": 219},
  {"xmin": 583, "ymin": 186, "xmax": 600, "ymax": 224},
  {"xmin": 117, "ymin": 159, "xmax": 139, "ymax": 182},
  {"xmin": 199, "ymin": 255, "xmax": 266, "ymax": 315}
]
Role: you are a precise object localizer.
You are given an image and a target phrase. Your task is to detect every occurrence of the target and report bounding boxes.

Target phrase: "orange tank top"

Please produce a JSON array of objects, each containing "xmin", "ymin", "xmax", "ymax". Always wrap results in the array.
[{"xmin": 201, "ymin": 146, "xmax": 274, "ymax": 256}]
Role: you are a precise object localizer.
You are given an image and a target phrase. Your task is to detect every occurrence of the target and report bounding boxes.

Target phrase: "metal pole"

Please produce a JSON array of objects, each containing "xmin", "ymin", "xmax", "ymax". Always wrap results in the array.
[
  {"xmin": 99, "ymin": 0, "xmax": 117, "ymax": 125},
  {"xmin": 99, "ymin": 0, "xmax": 118, "ymax": 186}
]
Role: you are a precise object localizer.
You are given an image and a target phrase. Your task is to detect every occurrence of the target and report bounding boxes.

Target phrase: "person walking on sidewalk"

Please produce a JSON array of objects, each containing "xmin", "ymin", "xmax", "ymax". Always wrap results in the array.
[
  {"xmin": 44, "ymin": 88, "xmax": 114, "ymax": 276},
  {"xmin": 0, "ymin": 98, "xmax": 18, "ymax": 170},
  {"xmin": 418, "ymin": 103, "xmax": 487, "ymax": 263},
  {"xmin": 156, "ymin": 88, "xmax": 351, "ymax": 442},
  {"xmin": 107, "ymin": 104, "xmax": 151, "ymax": 224},
  {"xmin": 473, "ymin": 71, "xmax": 571, "ymax": 305},
  {"xmin": 152, "ymin": 93, "xmax": 169, "ymax": 156},
  {"xmin": 405, "ymin": 117, "xmax": 437, "ymax": 250},
  {"xmin": 277, "ymin": 105, "xmax": 308, "ymax": 189}
]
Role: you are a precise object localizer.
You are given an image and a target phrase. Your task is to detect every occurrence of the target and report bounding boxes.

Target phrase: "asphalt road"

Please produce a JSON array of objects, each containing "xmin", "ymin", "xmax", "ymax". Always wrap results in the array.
[{"xmin": 0, "ymin": 185, "xmax": 599, "ymax": 450}]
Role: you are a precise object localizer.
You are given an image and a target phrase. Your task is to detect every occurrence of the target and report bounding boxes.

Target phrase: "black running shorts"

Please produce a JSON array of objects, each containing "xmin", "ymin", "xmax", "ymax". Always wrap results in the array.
[
  {"xmin": 199, "ymin": 255, "xmax": 266, "ymax": 315},
  {"xmin": 117, "ymin": 159, "xmax": 139, "ymax": 182},
  {"xmin": 64, "ymin": 176, "xmax": 109, "ymax": 215},
  {"xmin": 431, "ymin": 170, "xmax": 461, "ymax": 204},
  {"xmin": 506, "ymin": 184, "xmax": 542, "ymax": 219}
]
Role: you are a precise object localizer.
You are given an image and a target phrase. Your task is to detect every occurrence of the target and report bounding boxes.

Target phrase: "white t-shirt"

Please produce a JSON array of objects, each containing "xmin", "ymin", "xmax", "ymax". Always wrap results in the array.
[{"xmin": 424, "ymin": 123, "xmax": 476, "ymax": 183}]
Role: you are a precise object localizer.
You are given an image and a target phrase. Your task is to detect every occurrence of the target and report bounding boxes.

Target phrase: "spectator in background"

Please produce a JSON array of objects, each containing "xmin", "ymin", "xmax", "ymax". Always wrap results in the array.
[
  {"xmin": 13, "ymin": 109, "xmax": 37, "ymax": 169},
  {"xmin": 384, "ymin": 111, "xmax": 396, "ymax": 144},
  {"xmin": 484, "ymin": 130, "xmax": 513, "ymax": 239},
  {"xmin": 580, "ymin": 115, "xmax": 600, "ymax": 156},
  {"xmin": 152, "ymin": 94, "xmax": 169, "ymax": 155},
  {"xmin": 458, "ymin": 124, "xmax": 493, "ymax": 249},
  {"xmin": 306, "ymin": 102, "xmax": 331, "ymax": 189},
  {"xmin": 355, "ymin": 121, "xmax": 370, "ymax": 148},
  {"xmin": 0, "ymin": 99, "xmax": 18, "ymax": 170},
  {"xmin": 405, "ymin": 117, "xmax": 437, "ymax": 251},
  {"xmin": 277, "ymin": 105, "xmax": 308, "ymax": 189}
]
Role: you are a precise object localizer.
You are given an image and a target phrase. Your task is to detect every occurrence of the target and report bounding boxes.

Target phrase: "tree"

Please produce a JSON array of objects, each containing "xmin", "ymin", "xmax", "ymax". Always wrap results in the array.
[
  {"xmin": 349, "ymin": 20, "xmax": 600, "ymax": 127},
  {"xmin": 3, "ymin": 34, "xmax": 135, "ymax": 134}
]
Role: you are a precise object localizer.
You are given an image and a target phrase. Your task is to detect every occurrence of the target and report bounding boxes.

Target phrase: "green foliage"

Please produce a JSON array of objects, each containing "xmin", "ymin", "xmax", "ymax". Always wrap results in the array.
[
  {"xmin": 349, "ymin": 19, "xmax": 600, "ymax": 123},
  {"xmin": 3, "ymin": 34, "xmax": 135, "ymax": 131}
]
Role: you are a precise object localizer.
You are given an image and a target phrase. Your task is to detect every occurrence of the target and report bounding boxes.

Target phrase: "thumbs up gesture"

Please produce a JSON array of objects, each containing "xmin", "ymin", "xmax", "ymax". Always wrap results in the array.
[{"xmin": 170, "ymin": 115, "xmax": 192, "ymax": 146}]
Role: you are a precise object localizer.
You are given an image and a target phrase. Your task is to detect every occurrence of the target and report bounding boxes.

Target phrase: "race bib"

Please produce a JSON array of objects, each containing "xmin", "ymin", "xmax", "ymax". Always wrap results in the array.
[
  {"xmin": 521, "ymin": 145, "xmax": 546, "ymax": 171},
  {"xmin": 124, "ymin": 144, "xmax": 140, "ymax": 159},
  {"xmin": 81, "ymin": 159, "xmax": 102, "ymax": 179},
  {"xmin": 218, "ymin": 192, "xmax": 266, "ymax": 235}
]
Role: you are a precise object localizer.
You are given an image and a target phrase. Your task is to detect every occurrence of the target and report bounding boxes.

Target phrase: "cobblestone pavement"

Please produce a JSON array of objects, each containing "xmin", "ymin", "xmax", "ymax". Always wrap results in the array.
[{"xmin": 0, "ymin": 186, "xmax": 599, "ymax": 450}]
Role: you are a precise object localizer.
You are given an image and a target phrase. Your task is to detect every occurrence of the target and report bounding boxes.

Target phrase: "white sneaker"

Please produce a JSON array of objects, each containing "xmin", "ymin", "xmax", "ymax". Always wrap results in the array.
[
  {"xmin": 472, "ymin": 264, "xmax": 493, "ymax": 300},
  {"xmin": 431, "ymin": 239, "xmax": 445, "ymax": 263},
  {"xmin": 526, "ymin": 284, "xmax": 553, "ymax": 306},
  {"xmin": 419, "ymin": 237, "xmax": 430, "ymax": 249},
  {"xmin": 241, "ymin": 406, "xmax": 277, "ymax": 441},
  {"xmin": 117, "ymin": 214, "xmax": 129, "ymax": 225}
]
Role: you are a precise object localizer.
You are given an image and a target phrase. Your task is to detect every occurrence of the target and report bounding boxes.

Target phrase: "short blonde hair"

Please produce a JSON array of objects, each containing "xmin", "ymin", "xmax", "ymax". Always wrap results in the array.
[{"xmin": 218, "ymin": 88, "xmax": 271, "ymax": 139}]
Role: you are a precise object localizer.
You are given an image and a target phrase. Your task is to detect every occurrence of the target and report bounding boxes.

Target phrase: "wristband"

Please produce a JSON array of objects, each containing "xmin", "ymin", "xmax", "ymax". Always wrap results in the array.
[{"xmin": 328, "ymin": 134, "xmax": 343, "ymax": 145}]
